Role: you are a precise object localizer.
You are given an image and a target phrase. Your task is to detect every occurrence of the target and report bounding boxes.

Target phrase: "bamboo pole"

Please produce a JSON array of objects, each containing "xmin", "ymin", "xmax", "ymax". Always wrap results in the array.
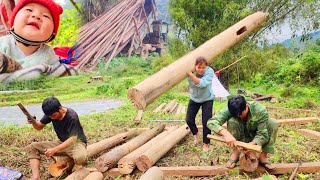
[
  {"xmin": 128, "ymin": 12, "xmax": 268, "ymax": 109},
  {"xmin": 135, "ymin": 124, "xmax": 191, "ymax": 172},
  {"xmin": 95, "ymin": 125, "xmax": 165, "ymax": 172},
  {"xmin": 118, "ymin": 126, "xmax": 178, "ymax": 174}
]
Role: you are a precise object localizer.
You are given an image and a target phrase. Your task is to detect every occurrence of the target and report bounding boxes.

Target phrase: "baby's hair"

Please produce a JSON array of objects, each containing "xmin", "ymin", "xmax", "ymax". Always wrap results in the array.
[{"xmin": 195, "ymin": 56, "xmax": 207, "ymax": 66}]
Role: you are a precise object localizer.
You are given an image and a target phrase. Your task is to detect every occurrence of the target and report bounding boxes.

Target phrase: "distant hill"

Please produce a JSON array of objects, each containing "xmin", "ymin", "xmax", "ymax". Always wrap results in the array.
[{"xmin": 281, "ymin": 30, "xmax": 320, "ymax": 47}]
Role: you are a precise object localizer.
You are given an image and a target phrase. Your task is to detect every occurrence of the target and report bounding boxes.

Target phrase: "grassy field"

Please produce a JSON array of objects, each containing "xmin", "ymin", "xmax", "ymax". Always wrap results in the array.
[{"xmin": 0, "ymin": 57, "xmax": 319, "ymax": 179}]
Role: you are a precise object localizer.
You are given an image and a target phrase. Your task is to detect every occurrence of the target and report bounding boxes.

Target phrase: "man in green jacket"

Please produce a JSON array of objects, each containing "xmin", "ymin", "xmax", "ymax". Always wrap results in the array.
[{"xmin": 207, "ymin": 95, "xmax": 278, "ymax": 170}]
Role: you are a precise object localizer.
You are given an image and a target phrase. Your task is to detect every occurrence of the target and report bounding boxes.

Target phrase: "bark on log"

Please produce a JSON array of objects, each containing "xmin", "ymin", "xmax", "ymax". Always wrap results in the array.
[
  {"xmin": 83, "ymin": 171, "xmax": 104, "ymax": 180},
  {"xmin": 136, "ymin": 124, "xmax": 191, "ymax": 172},
  {"xmin": 128, "ymin": 12, "xmax": 268, "ymax": 109},
  {"xmin": 118, "ymin": 126, "xmax": 178, "ymax": 174},
  {"xmin": 64, "ymin": 167, "xmax": 91, "ymax": 180},
  {"xmin": 139, "ymin": 166, "xmax": 164, "ymax": 180},
  {"xmin": 95, "ymin": 125, "xmax": 166, "ymax": 172},
  {"xmin": 87, "ymin": 129, "xmax": 142, "ymax": 158}
]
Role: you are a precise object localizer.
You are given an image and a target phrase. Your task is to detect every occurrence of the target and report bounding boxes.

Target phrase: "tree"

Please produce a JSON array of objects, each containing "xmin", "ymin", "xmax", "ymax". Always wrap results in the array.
[{"xmin": 169, "ymin": 0, "xmax": 320, "ymax": 48}]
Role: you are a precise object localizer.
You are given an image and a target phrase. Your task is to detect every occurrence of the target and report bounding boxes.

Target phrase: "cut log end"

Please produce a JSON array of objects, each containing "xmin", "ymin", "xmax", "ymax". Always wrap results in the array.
[
  {"xmin": 95, "ymin": 156, "xmax": 113, "ymax": 173},
  {"xmin": 128, "ymin": 88, "xmax": 147, "ymax": 110},
  {"xmin": 136, "ymin": 155, "xmax": 153, "ymax": 172}
]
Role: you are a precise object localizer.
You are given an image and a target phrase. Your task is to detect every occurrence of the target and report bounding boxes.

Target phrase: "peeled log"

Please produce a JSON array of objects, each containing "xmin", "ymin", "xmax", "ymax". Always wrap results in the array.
[
  {"xmin": 118, "ymin": 126, "xmax": 178, "ymax": 174},
  {"xmin": 83, "ymin": 171, "xmax": 104, "ymax": 180},
  {"xmin": 136, "ymin": 124, "xmax": 191, "ymax": 172},
  {"xmin": 64, "ymin": 167, "xmax": 91, "ymax": 180},
  {"xmin": 128, "ymin": 12, "xmax": 268, "ymax": 109},
  {"xmin": 95, "ymin": 125, "xmax": 165, "ymax": 172},
  {"xmin": 139, "ymin": 166, "xmax": 164, "ymax": 180},
  {"xmin": 87, "ymin": 129, "xmax": 141, "ymax": 158}
]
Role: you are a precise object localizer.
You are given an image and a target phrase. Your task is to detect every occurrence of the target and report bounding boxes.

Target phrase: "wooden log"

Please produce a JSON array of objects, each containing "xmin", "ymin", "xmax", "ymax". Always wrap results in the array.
[
  {"xmin": 159, "ymin": 166, "xmax": 229, "ymax": 176},
  {"xmin": 64, "ymin": 167, "xmax": 91, "ymax": 180},
  {"xmin": 253, "ymin": 95, "xmax": 273, "ymax": 101},
  {"xmin": 48, "ymin": 156, "xmax": 74, "ymax": 177},
  {"xmin": 118, "ymin": 126, "xmax": 178, "ymax": 174},
  {"xmin": 207, "ymin": 134, "xmax": 262, "ymax": 152},
  {"xmin": 128, "ymin": 12, "xmax": 268, "ymax": 109},
  {"xmin": 139, "ymin": 166, "xmax": 164, "ymax": 180},
  {"xmin": 168, "ymin": 101, "xmax": 178, "ymax": 113},
  {"xmin": 278, "ymin": 117, "xmax": 318, "ymax": 126},
  {"xmin": 163, "ymin": 100, "xmax": 177, "ymax": 113},
  {"xmin": 297, "ymin": 129, "xmax": 320, "ymax": 141},
  {"xmin": 103, "ymin": 168, "xmax": 121, "ymax": 177},
  {"xmin": 83, "ymin": 171, "xmax": 104, "ymax": 180},
  {"xmin": 153, "ymin": 103, "xmax": 166, "ymax": 112},
  {"xmin": 95, "ymin": 125, "xmax": 166, "ymax": 172},
  {"xmin": 175, "ymin": 104, "xmax": 183, "ymax": 114},
  {"xmin": 134, "ymin": 110, "xmax": 143, "ymax": 124},
  {"xmin": 136, "ymin": 124, "xmax": 191, "ymax": 172},
  {"xmin": 181, "ymin": 105, "xmax": 186, "ymax": 114},
  {"xmin": 87, "ymin": 129, "xmax": 141, "ymax": 158}
]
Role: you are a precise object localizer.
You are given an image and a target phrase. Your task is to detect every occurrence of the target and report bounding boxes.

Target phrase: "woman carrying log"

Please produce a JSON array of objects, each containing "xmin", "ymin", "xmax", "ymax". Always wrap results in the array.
[{"xmin": 186, "ymin": 56, "xmax": 214, "ymax": 152}]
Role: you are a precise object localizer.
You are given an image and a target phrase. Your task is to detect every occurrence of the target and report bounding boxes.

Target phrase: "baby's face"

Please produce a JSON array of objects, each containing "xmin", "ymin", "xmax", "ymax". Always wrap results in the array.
[{"xmin": 13, "ymin": 3, "xmax": 54, "ymax": 42}]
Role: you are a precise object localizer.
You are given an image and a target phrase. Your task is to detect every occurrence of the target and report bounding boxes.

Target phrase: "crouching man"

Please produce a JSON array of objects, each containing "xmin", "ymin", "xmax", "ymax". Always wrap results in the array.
[
  {"xmin": 26, "ymin": 96, "xmax": 87, "ymax": 180},
  {"xmin": 207, "ymin": 95, "xmax": 278, "ymax": 171}
]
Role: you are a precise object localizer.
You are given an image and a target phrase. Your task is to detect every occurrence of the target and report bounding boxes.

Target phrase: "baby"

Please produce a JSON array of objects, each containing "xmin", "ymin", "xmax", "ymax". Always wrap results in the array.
[{"xmin": 0, "ymin": 0, "xmax": 78, "ymax": 83}]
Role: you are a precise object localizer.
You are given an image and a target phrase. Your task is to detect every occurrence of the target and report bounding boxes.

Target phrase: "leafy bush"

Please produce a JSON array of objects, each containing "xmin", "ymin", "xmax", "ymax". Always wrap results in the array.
[{"xmin": 49, "ymin": 8, "xmax": 81, "ymax": 47}]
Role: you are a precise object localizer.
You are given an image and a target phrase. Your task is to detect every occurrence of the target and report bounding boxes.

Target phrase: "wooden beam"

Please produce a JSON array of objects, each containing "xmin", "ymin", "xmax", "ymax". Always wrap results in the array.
[
  {"xmin": 256, "ymin": 162, "xmax": 320, "ymax": 175},
  {"xmin": 278, "ymin": 117, "xmax": 318, "ymax": 126},
  {"xmin": 104, "ymin": 162, "xmax": 320, "ymax": 177},
  {"xmin": 207, "ymin": 134, "xmax": 262, "ymax": 153},
  {"xmin": 297, "ymin": 129, "xmax": 320, "ymax": 141}
]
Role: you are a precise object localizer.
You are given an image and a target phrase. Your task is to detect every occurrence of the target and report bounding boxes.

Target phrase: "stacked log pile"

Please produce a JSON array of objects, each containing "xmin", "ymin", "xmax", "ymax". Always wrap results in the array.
[{"xmin": 76, "ymin": 0, "xmax": 156, "ymax": 70}]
